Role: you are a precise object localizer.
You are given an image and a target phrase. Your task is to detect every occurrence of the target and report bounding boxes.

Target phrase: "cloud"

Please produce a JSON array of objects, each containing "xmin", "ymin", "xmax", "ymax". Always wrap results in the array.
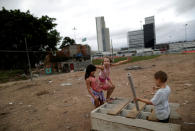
[
  {"xmin": 174, "ymin": 0, "xmax": 195, "ymax": 15},
  {"xmin": 1, "ymin": 0, "xmax": 195, "ymax": 51},
  {"xmin": 156, "ymin": 19, "xmax": 195, "ymax": 43}
]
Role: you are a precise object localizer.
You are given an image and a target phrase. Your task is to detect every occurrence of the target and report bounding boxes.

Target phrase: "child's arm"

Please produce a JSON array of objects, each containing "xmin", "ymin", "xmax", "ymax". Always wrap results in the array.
[
  {"xmin": 95, "ymin": 65, "xmax": 104, "ymax": 70},
  {"xmin": 86, "ymin": 79, "xmax": 97, "ymax": 99},
  {"xmin": 135, "ymin": 97, "xmax": 153, "ymax": 105},
  {"xmin": 111, "ymin": 57, "xmax": 131, "ymax": 66}
]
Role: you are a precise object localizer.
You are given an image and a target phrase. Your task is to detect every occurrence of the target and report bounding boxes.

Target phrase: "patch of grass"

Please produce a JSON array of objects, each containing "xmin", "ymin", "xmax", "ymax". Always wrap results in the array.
[
  {"xmin": 92, "ymin": 55, "xmax": 160, "ymax": 65},
  {"xmin": 92, "ymin": 59, "xmax": 103, "ymax": 65},
  {"xmin": 129, "ymin": 55, "xmax": 160, "ymax": 63},
  {"xmin": 0, "ymin": 69, "xmax": 27, "ymax": 83}
]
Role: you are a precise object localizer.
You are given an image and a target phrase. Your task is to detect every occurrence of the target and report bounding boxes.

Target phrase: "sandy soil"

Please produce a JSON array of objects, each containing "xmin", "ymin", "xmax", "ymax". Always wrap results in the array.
[{"xmin": 0, "ymin": 54, "xmax": 195, "ymax": 131}]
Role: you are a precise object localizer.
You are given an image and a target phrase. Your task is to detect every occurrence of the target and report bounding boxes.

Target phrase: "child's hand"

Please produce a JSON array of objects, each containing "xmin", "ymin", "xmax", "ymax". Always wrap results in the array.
[
  {"xmin": 134, "ymin": 97, "xmax": 139, "ymax": 101},
  {"xmin": 153, "ymin": 86, "xmax": 160, "ymax": 91}
]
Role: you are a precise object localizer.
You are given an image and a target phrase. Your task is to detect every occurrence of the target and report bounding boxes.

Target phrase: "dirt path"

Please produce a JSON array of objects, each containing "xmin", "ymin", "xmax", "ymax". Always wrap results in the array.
[{"xmin": 0, "ymin": 54, "xmax": 195, "ymax": 131}]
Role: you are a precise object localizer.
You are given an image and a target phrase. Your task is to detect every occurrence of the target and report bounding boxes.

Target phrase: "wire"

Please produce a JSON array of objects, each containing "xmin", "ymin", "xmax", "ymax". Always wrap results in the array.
[
  {"xmin": 0, "ymin": 48, "xmax": 90, "ymax": 53},
  {"xmin": 0, "ymin": 50, "xmax": 47, "ymax": 53}
]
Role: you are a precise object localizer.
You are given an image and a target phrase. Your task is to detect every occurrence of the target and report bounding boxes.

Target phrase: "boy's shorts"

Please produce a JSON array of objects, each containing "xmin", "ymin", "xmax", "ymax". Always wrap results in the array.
[{"xmin": 159, "ymin": 115, "xmax": 170, "ymax": 123}]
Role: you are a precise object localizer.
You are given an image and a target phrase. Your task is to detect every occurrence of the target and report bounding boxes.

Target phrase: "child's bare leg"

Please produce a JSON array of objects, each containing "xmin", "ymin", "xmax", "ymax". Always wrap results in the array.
[
  {"xmin": 100, "ymin": 100, "xmax": 104, "ymax": 105},
  {"xmin": 94, "ymin": 99, "xmax": 100, "ymax": 108},
  {"xmin": 106, "ymin": 84, "xmax": 115, "ymax": 101}
]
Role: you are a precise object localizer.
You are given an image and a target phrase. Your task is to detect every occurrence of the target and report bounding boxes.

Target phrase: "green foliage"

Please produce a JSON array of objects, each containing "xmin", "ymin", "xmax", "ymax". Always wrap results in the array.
[
  {"xmin": 0, "ymin": 7, "xmax": 61, "ymax": 71},
  {"xmin": 92, "ymin": 59, "xmax": 103, "ymax": 65},
  {"xmin": 0, "ymin": 70, "xmax": 27, "ymax": 83},
  {"xmin": 60, "ymin": 37, "xmax": 75, "ymax": 49}
]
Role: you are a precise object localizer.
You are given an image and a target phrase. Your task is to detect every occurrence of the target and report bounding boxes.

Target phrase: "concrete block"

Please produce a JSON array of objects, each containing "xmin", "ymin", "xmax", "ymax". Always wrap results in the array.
[{"xmin": 91, "ymin": 98, "xmax": 181, "ymax": 131}]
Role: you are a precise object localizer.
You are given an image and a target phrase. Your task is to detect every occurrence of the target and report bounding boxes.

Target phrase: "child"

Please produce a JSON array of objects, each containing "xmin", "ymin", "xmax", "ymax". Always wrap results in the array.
[
  {"xmin": 85, "ymin": 64, "xmax": 105, "ymax": 108},
  {"xmin": 135, "ymin": 71, "xmax": 171, "ymax": 123},
  {"xmin": 96, "ymin": 56, "xmax": 131, "ymax": 102}
]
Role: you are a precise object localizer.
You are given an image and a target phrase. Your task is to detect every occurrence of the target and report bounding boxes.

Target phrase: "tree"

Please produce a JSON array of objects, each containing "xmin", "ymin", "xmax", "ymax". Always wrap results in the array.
[
  {"xmin": 0, "ymin": 7, "xmax": 61, "ymax": 71},
  {"xmin": 60, "ymin": 37, "xmax": 75, "ymax": 49}
]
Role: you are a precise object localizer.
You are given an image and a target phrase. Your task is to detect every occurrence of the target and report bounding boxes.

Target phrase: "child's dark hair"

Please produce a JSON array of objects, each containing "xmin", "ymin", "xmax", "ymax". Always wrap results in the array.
[
  {"xmin": 85, "ymin": 64, "xmax": 96, "ymax": 80},
  {"xmin": 154, "ymin": 71, "xmax": 168, "ymax": 83}
]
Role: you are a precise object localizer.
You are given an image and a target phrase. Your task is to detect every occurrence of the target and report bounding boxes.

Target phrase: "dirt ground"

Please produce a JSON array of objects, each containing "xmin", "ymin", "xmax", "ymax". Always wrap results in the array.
[{"xmin": 0, "ymin": 54, "xmax": 195, "ymax": 131}]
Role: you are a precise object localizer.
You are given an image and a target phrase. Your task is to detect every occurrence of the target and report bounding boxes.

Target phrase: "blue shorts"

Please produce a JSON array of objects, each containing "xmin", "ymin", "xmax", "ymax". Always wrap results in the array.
[{"xmin": 91, "ymin": 90, "xmax": 105, "ymax": 104}]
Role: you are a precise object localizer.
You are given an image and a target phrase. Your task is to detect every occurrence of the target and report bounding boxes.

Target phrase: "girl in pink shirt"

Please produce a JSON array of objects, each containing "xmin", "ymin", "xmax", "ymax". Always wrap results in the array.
[
  {"xmin": 96, "ymin": 57, "xmax": 131, "ymax": 102},
  {"xmin": 85, "ymin": 64, "xmax": 105, "ymax": 108}
]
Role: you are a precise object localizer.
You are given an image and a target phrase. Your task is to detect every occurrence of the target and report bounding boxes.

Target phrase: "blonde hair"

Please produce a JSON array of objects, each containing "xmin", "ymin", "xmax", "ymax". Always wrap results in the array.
[{"xmin": 102, "ymin": 56, "xmax": 112, "ymax": 65}]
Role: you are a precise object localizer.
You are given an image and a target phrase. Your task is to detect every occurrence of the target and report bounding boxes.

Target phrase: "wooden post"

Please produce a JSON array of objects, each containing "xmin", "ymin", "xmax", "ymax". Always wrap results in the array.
[
  {"xmin": 128, "ymin": 73, "xmax": 139, "ymax": 111},
  {"xmin": 25, "ymin": 37, "xmax": 33, "ymax": 81}
]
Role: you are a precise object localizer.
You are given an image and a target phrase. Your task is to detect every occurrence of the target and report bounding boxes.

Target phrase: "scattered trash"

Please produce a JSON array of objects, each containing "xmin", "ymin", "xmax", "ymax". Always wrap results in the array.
[
  {"xmin": 85, "ymin": 113, "xmax": 89, "ymax": 118},
  {"xmin": 48, "ymin": 80, "xmax": 53, "ymax": 83},
  {"xmin": 184, "ymin": 83, "xmax": 192, "ymax": 87},
  {"xmin": 28, "ymin": 105, "xmax": 32, "ymax": 107},
  {"xmin": 9, "ymin": 102, "xmax": 13, "ymax": 105},
  {"xmin": 33, "ymin": 74, "xmax": 39, "ymax": 78},
  {"xmin": 184, "ymin": 122, "xmax": 195, "ymax": 125},
  {"xmin": 60, "ymin": 83, "xmax": 72, "ymax": 86},
  {"xmin": 66, "ymin": 126, "xmax": 71, "ymax": 129},
  {"xmin": 21, "ymin": 73, "xmax": 27, "ymax": 78},
  {"xmin": 64, "ymin": 103, "xmax": 74, "ymax": 107},
  {"xmin": 125, "ymin": 66, "xmax": 143, "ymax": 70},
  {"xmin": 183, "ymin": 100, "xmax": 189, "ymax": 105},
  {"xmin": 78, "ymin": 77, "xmax": 83, "ymax": 81},
  {"xmin": 86, "ymin": 95, "xmax": 91, "ymax": 98}
]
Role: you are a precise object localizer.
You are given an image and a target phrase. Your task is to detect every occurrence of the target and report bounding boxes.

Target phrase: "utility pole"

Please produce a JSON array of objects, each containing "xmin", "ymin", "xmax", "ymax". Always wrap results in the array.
[
  {"xmin": 73, "ymin": 27, "xmax": 77, "ymax": 43},
  {"xmin": 25, "ymin": 37, "xmax": 32, "ymax": 81},
  {"xmin": 185, "ymin": 24, "xmax": 188, "ymax": 41},
  {"xmin": 140, "ymin": 21, "xmax": 142, "ymax": 30},
  {"xmin": 111, "ymin": 39, "xmax": 114, "ymax": 62}
]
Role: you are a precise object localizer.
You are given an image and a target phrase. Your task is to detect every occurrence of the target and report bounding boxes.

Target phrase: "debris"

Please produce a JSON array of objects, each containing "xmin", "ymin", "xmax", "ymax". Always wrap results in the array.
[
  {"xmin": 9, "ymin": 102, "xmax": 13, "ymax": 105},
  {"xmin": 60, "ymin": 83, "xmax": 72, "ymax": 86},
  {"xmin": 184, "ymin": 122, "xmax": 195, "ymax": 125},
  {"xmin": 78, "ymin": 77, "xmax": 83, "ymax": 81},
  {"xmin": 184, "ymin": 83, "xmax": 192, "ymax": 87},
  {"xmin": 86, "ymin": 95, "xmax": 91, "ymax": 98},
  {"xmin": 125, "ymin": 66, "xmax": 143, "ymax": 70},
  {"xmin": 33, "ymin": 74, "xmax": 39, "ymax": 78},
  {"xmin": 66, "ymin": 126, "xmax": 71, "ymax": 129},
  {"xmin": 28, "ymin": 105, "xmax": 32, "ymax": 107},
  {"xmin": 85, "ymin": 113, "xmax": 89, "ymax": 118},
  {"xmin": 64, "ymin": 103, "xmax": 74, "ymax": 107},
  {"xmin": 19, "ymin": 102, "xmax": 23, "ymax": 105},
  {"xmin": 48, "ymin": 80, "xmax": 53, "ymax": 83},
  {"xmin": 184, "ymin": 100, "xmax": 189, "ymax": 104},
  {"xmin": 183, "ymin": 100, "xmax": 189, "ymax": 105},
  {"xmin": 21, "ymin": 73, "xmax": 27, "ymax": 78}
]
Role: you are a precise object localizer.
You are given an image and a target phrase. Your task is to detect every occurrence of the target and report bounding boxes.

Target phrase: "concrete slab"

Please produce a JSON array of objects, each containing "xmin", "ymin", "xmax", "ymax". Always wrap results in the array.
[{"xmin": 91, "ymin": 98, "xmax": 181, "ymax": 131}]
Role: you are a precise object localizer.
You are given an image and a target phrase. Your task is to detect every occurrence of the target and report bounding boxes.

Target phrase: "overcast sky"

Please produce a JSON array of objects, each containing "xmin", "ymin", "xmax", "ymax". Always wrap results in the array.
[{"xmin": 1, "ymin": 0, "xmax": 195, "ymax": 50}]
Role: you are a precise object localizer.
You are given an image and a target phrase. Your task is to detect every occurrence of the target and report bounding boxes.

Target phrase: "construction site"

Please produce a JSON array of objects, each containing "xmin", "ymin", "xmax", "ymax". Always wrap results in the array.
[{"xmin": 0, "ymin": 53, "xmax": 194, "ymax": 131}]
